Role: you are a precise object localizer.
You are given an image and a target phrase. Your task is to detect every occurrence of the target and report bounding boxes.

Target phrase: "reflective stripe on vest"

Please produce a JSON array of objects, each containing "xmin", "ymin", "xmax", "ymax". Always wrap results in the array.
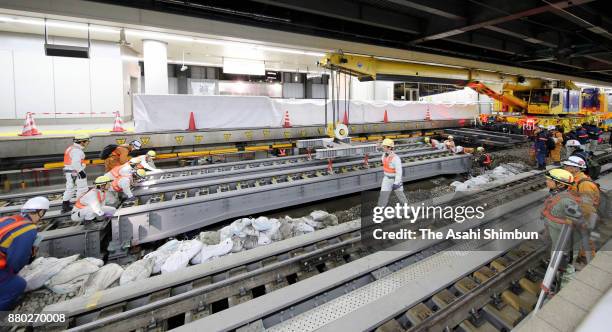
[
  {"xmin": 75, "ymin": 190, "xmax": 106, "ymax": 209},
  {"xmin": 0, "ymin": 216, "xmax": 30, "ymax": 270},
  {"xmin": 64, "ymin": 145, "xmax": 85, "ymax": 167},
  {"xmin": 383, "ymin": 154, "xmax": 396, "ymax": 174}
]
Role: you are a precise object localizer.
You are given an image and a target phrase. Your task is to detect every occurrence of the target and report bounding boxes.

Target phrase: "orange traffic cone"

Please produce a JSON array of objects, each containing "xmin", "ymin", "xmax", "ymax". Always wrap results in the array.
[
  {"xmin": 383, "ymin": 110, "xmax": 389, "ymax": 123},
  {"xmin": 282, "ymin": 111, "xmax": 292, "ymax": 128},
  {"xmin": 425, "ymin": 108, "xmax": 432, "ymax": 121},
  {"xmin": 187, "ymin": 112, "xmax": 197, "ymax": 131},
  {"xmin": 343, "ymin": 110, "xmax": 349, "ymax": 125},
  {"xmin": 18, "ymin": 112, "xmax": 42, "ymax": 136},
  {"xmin": 110, "ymin": 112, "xmax": 126, "ymax": 132}
]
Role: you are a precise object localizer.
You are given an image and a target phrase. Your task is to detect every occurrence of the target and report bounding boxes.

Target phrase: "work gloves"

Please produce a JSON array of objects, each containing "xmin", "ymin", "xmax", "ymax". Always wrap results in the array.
[{"xmin": 78, "ymin": 170, "xmax": 87, "ymax": 179}]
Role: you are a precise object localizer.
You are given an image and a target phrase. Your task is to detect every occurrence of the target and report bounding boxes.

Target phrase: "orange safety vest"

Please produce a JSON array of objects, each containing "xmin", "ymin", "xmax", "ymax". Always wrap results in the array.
[
  {"xmin": 0, "ymin": 216, "xmax": 30, "ymax": 270},
  {"xmin": 63, "ymin": 146, "xmax": 85, "ymax": 167},
  {"xmin": 541, "ymin": 192, "xmax": 582, "ymax": 225},
  {"xmin": 110, "ymin": 164, "xmax": 127, "ymax": 178},
  {"xmin": 74, "ymin": 190, "xmax": 106, "ymax": 209},
  {"xmin": 382, "ymin": 154, "xmax": 396, "ymax": 174}
]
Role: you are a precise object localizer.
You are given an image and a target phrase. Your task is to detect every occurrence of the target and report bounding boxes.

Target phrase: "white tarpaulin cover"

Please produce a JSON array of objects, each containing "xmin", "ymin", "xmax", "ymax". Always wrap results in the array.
[{"xmin": 133, "ymin": 94, "xmax": 479, "ymax": 132}]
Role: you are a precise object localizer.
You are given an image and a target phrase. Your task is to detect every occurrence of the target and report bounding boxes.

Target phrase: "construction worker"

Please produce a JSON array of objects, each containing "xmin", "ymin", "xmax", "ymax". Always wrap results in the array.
[
  {"xmin": 576, "ymin": 124, "xmax": 590, "ymax": 151},
  {"xmin": 541, "ymin": 169, "xmax": 591, "ymax": 285},
  {"xmin": 141, "ymin": 150, "xmax": 160, "ymax": 172},
  {"xmin": 61, "ymin": 134, "xmax": 91, "ymax": 213},
  {"xmin": 475, "ymin": 147, "xmax": 493, "ymax": 172},
  {"xmin": 377, "ymin": 138, "xmax": 408, "ymax": 207},
  {"xmin": 549, "ymin": 125, "xmax": 564, "ymax": 166},
  {"xmin": 0, "ymin": 197, "xmax": 49, "ymax": 310},
  {"xmin": 71, "ymin": 176, "xmax": 116, "ymax": 224},
  {"xmin": 423, "ymin": 137, "xmax": 444, "ymax": 150},
  {"xmin": 107, "ymin": 169, "xmax": 146, "ymax": 206},
  {"xmin": 443, "ymin": 135, "xmax": 456, "ymax": 152},
  {"xmin": 106, "ymin": 158, "xmax": 140, "ymax": 180},
  {"xmin": 563, "ymin": 156, "xmax": 600, "ymax": 227},
  {"xmin": 534, "ymin": 129, "xmax": 549, "ymax": 170},
  {"xmin": 104, "ymin": 140, "xmax": 141, "ymax": 172},
  {"xmin": 587, "ymin": 123, "xmax": 601, "ymax": 152}
]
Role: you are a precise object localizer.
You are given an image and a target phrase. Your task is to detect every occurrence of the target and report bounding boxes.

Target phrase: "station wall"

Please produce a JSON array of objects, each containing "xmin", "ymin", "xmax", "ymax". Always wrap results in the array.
[{"xmin": 0, "ymin": 32, "xmax": 124, "ymax": 120}]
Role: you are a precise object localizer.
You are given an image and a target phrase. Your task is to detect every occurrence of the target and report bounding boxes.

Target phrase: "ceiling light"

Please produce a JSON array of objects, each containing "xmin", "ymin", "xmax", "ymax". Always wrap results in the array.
[
  {"xmin": 0, "ymin": 15, "xmax": 118, "ymax": 33},
  {"xmin": 223, "ymin": 58, "xmax": 265, "ymax": 75}
]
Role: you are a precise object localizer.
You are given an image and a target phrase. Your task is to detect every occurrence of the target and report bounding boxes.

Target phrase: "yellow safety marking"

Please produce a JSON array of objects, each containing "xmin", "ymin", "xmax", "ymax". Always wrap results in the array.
[
  {"xmin": 177, "ymin": 151, "xmax": 209, "ymax": 157},
  {"xmin": 245, "ymin": 145, "xmax": 270, "ymax": 152},
  {"xmin": 350, "ymin": 125, "xmax": 357, "ymax": 132},
  {"xmin": 174, "ymin": 136, "xmax": 184, "ymax": 144},
  {"xmin": 386, "ymin": 135, "xmax": 397, "ymax": 139},
  {"xmin": 223, "ymin": 133, "xmax": 232, "ymax": 141},
  {"xmin": 208, "ymin": 148, "xmax": 238, "ymax": 155},
  {"xmin": 272, "ymin": 143, "xmax": 292, "ymax": 148},
  {"xmin": 43, "ymin": 162, "xmax": 64, "ymax": 169},
  {"xmin": 283, "ymin": 131, "xmax": 291, "ymax": 138},
  {"xmin": 157, "ymin": 153, "xmax": 178, "ymax": 159},
  {"xmin": 262, "ymin": 129, "xmax": 271, "ymax": 138},
  {"xmin": 373, "ymin": 124, "xmax": 380, "ymax": 131},
  {"xmin": 244, "ymin": 131, "xmax": 253, "ymax": 140},
  {"xmin": 395, "ymin": 134, "xmax": 411, "ymax": 138},
  {"xmin": 368, "ymin": 135, "xmax": 383, "ymax": 141},
  {"xmin": 90, "ymin": 160, "xmax": 104, "ymax": 165},
  {"xmin": 362, "ymin": 125, "xmax": 368, "ymax": 131},
  {"xmin": 115, "ymin": 138, "xmax": 126, "ymax": 145},
  {"xmin": 140, "ymin": 136, "xmax": 150, "ymax": 145},
  {"xmin": 299, "ymin": 129, "xmax": 307, "ymax": 137},
  {"xmin": 86, "ymin": 291, "xmax": 103, "ymax": 309},
  {"xmin": 194, "ymin": 135, "xmax": 203, "ymax": 144},
  {"xmin": 317, "ymin": 127, "xmax": 324, "ymax": 135}
]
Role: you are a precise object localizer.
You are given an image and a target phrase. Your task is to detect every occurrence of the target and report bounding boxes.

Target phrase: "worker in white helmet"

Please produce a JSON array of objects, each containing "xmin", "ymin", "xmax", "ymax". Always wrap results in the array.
[
  {"xmin": 443, "ymin": 135, "xmax": 456, "ymax": 152},
  {"xmin": 0, "ymin": 197, "xmax": 49, "ymax": 310},
  {"xmin": 107, "ymin": 169, "xmax": 147, "ymax": 206},
  {"xmin": 61, "ymin": 134, "xmax": 91, "ymax": 213},
  {"xmin": 71, "ymin": 176, "xmax": 116, "ymax": 224},
  {"xmin": 377, "ymin": 138, "xmax": 408, "ymax": 207}
]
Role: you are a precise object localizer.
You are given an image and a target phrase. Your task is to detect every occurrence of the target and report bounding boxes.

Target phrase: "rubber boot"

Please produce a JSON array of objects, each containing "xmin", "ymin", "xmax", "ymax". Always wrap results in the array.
[{"xmin": 61, "ymin": 201, "xmax": 72, "ymax": 213}]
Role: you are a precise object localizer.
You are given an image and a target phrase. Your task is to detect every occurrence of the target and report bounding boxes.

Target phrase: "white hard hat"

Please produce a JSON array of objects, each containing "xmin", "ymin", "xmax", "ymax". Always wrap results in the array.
[
  {"xmin": 21, "ymin": 196, "xmax": 50, "ymax": 212},
  {"xmin": 562, "ymin": 156, "xmax": 587, "ymax": 169},
  {"xmin": 130, "ymin": 140, "xmax": 142, "ymax": 149},
  {"xmin": 447, "ymin": 135, "xmax": 454, "ymax": 140},
  {"xmin": 548, "ymin": 125, "xmax": 556, "ymax": 130},
  {"xmin": 565, "ymin": 139, "xmax": 581, "ymax": 147},
  {"xmin": 476, "ymin": 146, "xmax": 485, "ymax": 152},
  {"xmin": 538, "ymin": 125, "xmax": 545, "ymax": 129}
]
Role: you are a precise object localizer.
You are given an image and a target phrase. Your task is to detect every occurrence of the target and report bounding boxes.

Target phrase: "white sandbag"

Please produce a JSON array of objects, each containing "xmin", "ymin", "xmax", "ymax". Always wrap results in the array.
[
  {"xmin": 257, "ymin": 232, "xmax": 272, "ymax": 246},
  {"xmin": 120, "ymin": 257, "xmax": 155, "ymax": 286},
  {"xmin": 19, "ymin": 255, "xmax": 79, "ymax": 291},
  {"xmin": 220, "ymin": 219, "xmax": 250, "ymax": 240},
  {"xmin": 48, "ymin": 259, "xmax": 100, "ymax": 286},
  {"xmin": 83, "ymin": 257, "xmax": 104, "ymax": 268},
  {"xmin": 310, "ymin": 210, "xmax": 329, "ymax": 221},
  {"xmin": 293, "ymin": 222, "xmax": 315, "ymax": 236},
  {"xmin": 231, "ymin": 236, "xmax": 244, "ymax": 253},
  {"xmin": 144, "ymin": 239, "xmax": 181, "ymax": 274},
  {"xmin": 242, "ymin": 225, "xmax": 260, "ymax": 237},
  {"xmin": 243, "ymin": 236, "xmax": 259, "ymax": 250},
  {"xmin": 302, "ymin": 217, "xmax": 323, "ymax": 229},
  {"xmin": 252, "ymin": 216, "xmax": 274, "ymax": 231},
  {"xmin": 198, "ymin": 231, "xmax": 220, "ymax": 245},
  {"xmin": 278, "ymin": 219, "xmax": 294, "ymax": 240},
  {"xmin": 262, "ymin": 219, "xmax": 281, "ymax": 238},
  {"xmin": 161, "ymin": 239, "xmax": 203, "ymax": 274},
  {"xmin": 191, "ymin": 238, "xmax": 234, "ymax": 264},
  {"xmin": 81, "ymin": 264, "xmax": 124, "ymax": 296},
  {"xmin": 46, "ymin": 275, "xmax": 89, "ymax": 294}
]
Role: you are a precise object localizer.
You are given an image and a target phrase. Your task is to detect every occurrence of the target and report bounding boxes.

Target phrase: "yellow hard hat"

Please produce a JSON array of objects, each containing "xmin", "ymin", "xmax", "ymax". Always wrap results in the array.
[
  {"xmin": 381, "ymin": 138, "xmax": 394, "ymax": 147},
  {"xmin": 447, "ymin": 135, "xmax": 454, "ymax": 140},
  {"xmin": 74, "ymin": 133, "xmax": 91, "ymax": 141},
  {"xmin": 147, "ymin": 150, "xmax": 157, "ymax": 158},
  {"xmin": 423, "ymin": 137, "xmax": 430, "ymax": 143},
  {"xmin": 135, "ymin": 169, "xmax": 147, "ymax": 178},
  {"xmin": 545, "ymin": 169, "xmax": 574, "ymax": 186},
  {"xmin": 476, "ymin": 147, "xmax": 485, "ymax": 152},
  {"xmin": 94, "ymin": 175, "xmax": 112, "ymax": 185}
]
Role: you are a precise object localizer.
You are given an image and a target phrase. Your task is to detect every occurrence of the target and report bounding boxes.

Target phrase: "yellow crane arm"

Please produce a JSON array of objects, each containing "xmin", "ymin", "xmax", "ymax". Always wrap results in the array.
[{"xmin": 466, "ymin": 81, "xmax": 528, "ymax": 110}]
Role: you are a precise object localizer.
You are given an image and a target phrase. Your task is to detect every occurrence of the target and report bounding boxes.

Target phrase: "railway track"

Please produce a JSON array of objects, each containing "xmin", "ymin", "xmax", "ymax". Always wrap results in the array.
[{"xmin": 38, "ymin": 166, "xmax": 558, "ymax": 331}]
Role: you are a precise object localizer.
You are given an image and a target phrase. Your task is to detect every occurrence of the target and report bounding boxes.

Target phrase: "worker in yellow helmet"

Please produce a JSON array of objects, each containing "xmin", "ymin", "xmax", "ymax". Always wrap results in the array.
[
  {"xmin": 424, "ymin": 136, "xmax": 444, "ymax": 150},
  {"xmin": 107, "ymin": 169, "xmax": 147, "ymax": 206},
  {"xmin": 377, "ymin": 138, "xmax": 408, "ymax": 207},
  {"xmin": 71, "ymin": 176, "xmax": 116, "ymax": 224},
  {"xmin": 61, "ymin": 134, "xmax": 91, "ymax": 213},
  {"xmin": 541, "ymin": 168, "xmax": 592, "ymax": 286}
]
